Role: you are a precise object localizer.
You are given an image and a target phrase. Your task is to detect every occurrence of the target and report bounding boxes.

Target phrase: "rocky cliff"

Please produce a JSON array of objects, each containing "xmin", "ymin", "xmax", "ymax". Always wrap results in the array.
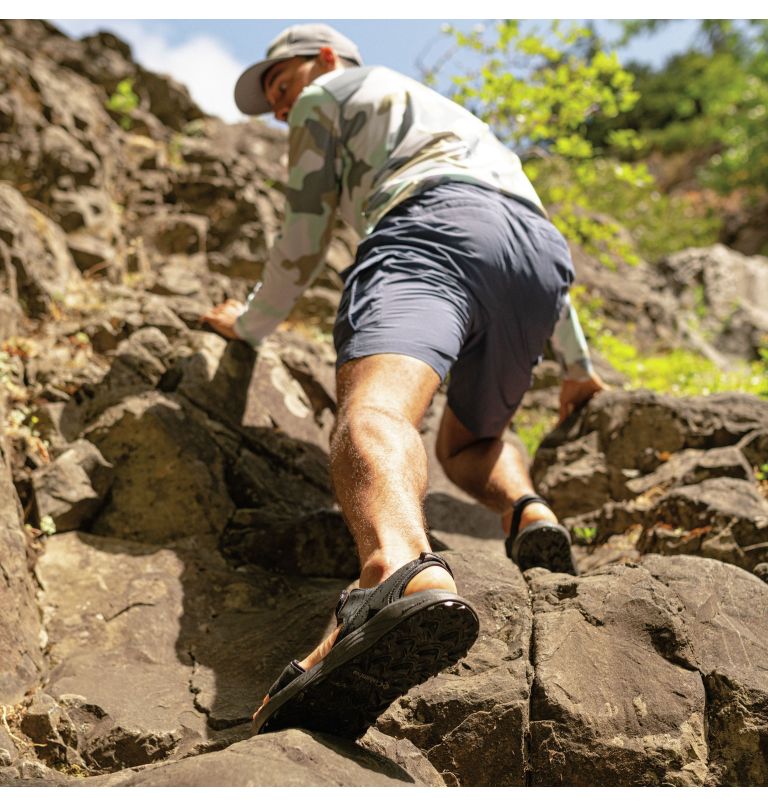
[{"xmin": 1, "ymin": 20, "xmax": 767, "ymax": 786}]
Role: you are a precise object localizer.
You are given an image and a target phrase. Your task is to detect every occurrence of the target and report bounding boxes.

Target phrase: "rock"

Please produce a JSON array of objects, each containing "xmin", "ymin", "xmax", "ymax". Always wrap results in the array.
[
  {"xmin": 533, "ymin": 391, "xmax": 768, "ymax": 573},
  {"xmin": 48, "ymin": 188, "xmax": 120, "ymax": 236},
  {"xmin": 639, "ymin": 477, "xmax": 768, "ymax": 571},
  {"xmin": 625, "ymin": 446, "xmax": 754, "ymax": 495},
  {"xmin": 32, "ymin": 439, "xmax": 114, "ymax": 532},
  {"xmin": 739, "ymin": 429, "xmax": 768, "ymax": 470},
  {"xmin": 222, "ymin": 506, "xmax": 357, "ymax": 578},
  {"xmin": 85, "ymin": 393, "xmax": 234, "ymax": 546},
  {"xmin": 642, "ymin": 555, "xmax": 768, "ymax": 785},
  {"xmin": 145, "ymin": 214, "xmax": 208, "ymax": 256},
  {"xmin": 754, "ymin": 563, "xmax": 768, "ymax": 584},
  {"xmin": 0, "ymin": 401, "xmax": 45, "ymax": 703},
  {"xmin": 174, "ymin": 330, "xmax": 335, "ymax": 455},
  {"xmin": 0, "ymin": 294, "xmax": 22, "ymax": 341},
  {"xmin": 41, "ymin": 126, "xmax": 99, "ymax": 188},
  {"xmin": 0, "ymin": 183, "xmax": 83, "ymax": 316},
  {"xmin": 34, "ymin": 530, "xmax": 348, "ymax": 771},
  {"xmin": 658, "ymin": 245, "xmax": 768, "ymax": 360},
  {"xmin": 359, "ymin": 728, "xmax": 444, "ymax": 786},
  {"xmin": 377, "ymin": 550, "xmax": 532, "ymax": 786},
  {"xmin": 0, "ymin": 724, "xmax": 19, "ymax": 766},
  {"xmin": 527, "ymin": 563, "xmax": 708, "ymax": 786},
  {"xmin": 532, "ymin": 430, "xmax": 612, "ymax": 517},
  {"xmin": 66, "ymin": 232, "xmax": 117, "ymax": 276},
  {"xmin": 85, "ymin": 729, "xmax": 432, "ymax": 786},
  {"xmin": 57, "ymin": 326, "xmax": 174, "ymax": 440}
]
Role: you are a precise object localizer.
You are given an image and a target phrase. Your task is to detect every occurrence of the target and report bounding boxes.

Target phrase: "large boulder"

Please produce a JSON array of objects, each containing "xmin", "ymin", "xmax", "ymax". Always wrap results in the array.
[
  {"xmin": 0, "ymin": 183, "xmax": 84, "ymax": 316},
  {"xmin": 657, "ymin": 245, "xmax": 768, "ymax": 361},
  {"xmin": 641, "ymin": 555, "xmax": 768, "ymax": 785},
  {"xmin": 82, "ymin": 729, "xmax": 440, "ymax": 787},
  {"xmin": 32, "ymin": 439, "xmax": 114, "ymax": 532},
  {"xmin": 84, "ymin": 392, "xmax": 234, "ymax": 546},
  {"xmin": 377, "ymin": 550, "xmax": 532, "ymax": 786},
  {"xmin": 534, "ymin": 390, "xmax": 768, "ymax": 574},
  {"xmin": 527, "ymin": 564, "xmax": 707, "ymax": 786},
  {"xmin": 0, "ymin": 400, "xmax": 45, "ymax": 704}
]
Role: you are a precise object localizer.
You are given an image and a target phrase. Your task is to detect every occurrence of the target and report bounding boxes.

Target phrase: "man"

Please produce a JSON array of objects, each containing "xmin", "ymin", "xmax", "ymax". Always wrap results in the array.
[{"xmin": 203, "ymin": 23, "xmax": 605, "ymax": 737}]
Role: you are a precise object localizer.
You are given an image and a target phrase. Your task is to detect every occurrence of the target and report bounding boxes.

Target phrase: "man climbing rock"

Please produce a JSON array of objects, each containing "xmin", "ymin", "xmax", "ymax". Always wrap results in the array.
[{"xmin": 202, "ymin": 23, "xmax": 606, "ymax": 737}]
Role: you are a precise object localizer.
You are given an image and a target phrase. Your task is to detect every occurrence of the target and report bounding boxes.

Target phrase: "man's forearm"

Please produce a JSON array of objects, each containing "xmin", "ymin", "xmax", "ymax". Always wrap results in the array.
[{"xmin": 550, "ymin": 293, "xmax": 594, "ymax": 381}]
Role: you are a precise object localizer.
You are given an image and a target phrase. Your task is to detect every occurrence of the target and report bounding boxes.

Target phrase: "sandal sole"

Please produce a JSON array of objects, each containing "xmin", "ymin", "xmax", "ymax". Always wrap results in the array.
[
  {"xmin": 510, "ymin": 524, "xmax": 577, "ymax": 575},
  {"xmin": 254, "ymin": 591, "xmax": 479, "ymax": 738}
]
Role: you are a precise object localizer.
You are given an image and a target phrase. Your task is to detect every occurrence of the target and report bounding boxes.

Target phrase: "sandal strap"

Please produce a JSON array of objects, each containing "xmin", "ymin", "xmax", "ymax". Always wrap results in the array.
[
  {"xmin": 508, "ymin": 494, "xmax": 550, "ymax": 541},
  {"xmin": 335, "ymin": 552, "xmax": 453, "ymax": 642},
  {"xmin": 267, "ymin": 659, "xmax": 306, "ymax": 698}
]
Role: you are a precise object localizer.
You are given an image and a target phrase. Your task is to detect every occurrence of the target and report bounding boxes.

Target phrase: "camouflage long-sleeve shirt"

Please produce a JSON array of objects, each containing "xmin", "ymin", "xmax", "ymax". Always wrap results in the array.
[{"xmin": 235, "ymin": 65, "xmax": 592, "ymax": 379}]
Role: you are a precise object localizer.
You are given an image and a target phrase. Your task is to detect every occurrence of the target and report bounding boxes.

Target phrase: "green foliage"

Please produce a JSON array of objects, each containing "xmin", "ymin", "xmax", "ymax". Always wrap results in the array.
[
  {"xmin": 106, "ymin": 78, "xmax": 139, "ymax": 131},
  {"xmin": 513, "ymin": 408, "xmax": 555, "ymax": 458},
  {"xmin": 531, "ymin": 155, "xmax": 720, "ymax": 264},
  {"xmin": 440, "ymin": 21, "xmax": 714, "ymax": 267},
  {"xmin": 603, "ymin": 21, "xmax": 768, "ymax": 200},
  {"xmin": 573, "ymin": 525, "xmax": 597, "ymax": 543},
  {"xmin": 572, "ymin": 285, "xmax": 768, "ymax": 398},
  {"xmin": 39, "ymin": 515, "xmax": 57, "ymax": 536}
]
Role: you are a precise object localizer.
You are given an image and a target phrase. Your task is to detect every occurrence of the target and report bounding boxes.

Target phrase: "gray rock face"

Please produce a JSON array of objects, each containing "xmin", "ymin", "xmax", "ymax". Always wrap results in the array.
[
  {"xmin": 85, "ymin": 393, "xmax": 235, "ymax": 546},
  {"xmin": 83, "ymin": 729, "xmax": 437, "ymax": 787},
  {"xmin": 0, "ymin": 183, "xmax": 84, "ymax": 316},
  {"xmin": 658, "ymin": 245, "xmax": 768, "ymax": 361},
  {"xmin": 528, "ymin": 564, "xmax": 707, "ymax": 786},
  {"xmin": 534, "ymin": 390, "xmax": 768, "ymax": 573},
  {"xmin": 2, "ymin": 18, "xmax": 768, "ymax": 789},
  {"xmin": 639, "ymin": 477, "xmax": 768, "ymax": 569},
  {"xmin": 641, "ymin": 555, "xmax": 768, "ymax": 785},
  {"xmin": 0, "ymin": 402, "xmax": 45, "ymax": 703},
  {"xmin": 32, "ymin": 439, "xmax": 114, "ymax": 532}
]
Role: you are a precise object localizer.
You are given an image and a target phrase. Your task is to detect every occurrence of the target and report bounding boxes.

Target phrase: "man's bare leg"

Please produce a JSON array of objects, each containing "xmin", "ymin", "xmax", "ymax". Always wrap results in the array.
[
  {"xmin": 435, "ymin": 405, "xmax": 558, "ymax": 535},
  {"xmin": 263, "ymin": 354, "xmax": 456, "ymax": 688}
]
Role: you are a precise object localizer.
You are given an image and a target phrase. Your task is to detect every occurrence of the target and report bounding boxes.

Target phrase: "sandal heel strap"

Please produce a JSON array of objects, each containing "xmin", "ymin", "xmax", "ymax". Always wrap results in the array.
[
  {"xmin": 336, "ymin": 552, "xmax": 453, "ymax": 640},
  {"xmin": 508, "ymin": 494, "xmax": 550, "ymax": 543}
]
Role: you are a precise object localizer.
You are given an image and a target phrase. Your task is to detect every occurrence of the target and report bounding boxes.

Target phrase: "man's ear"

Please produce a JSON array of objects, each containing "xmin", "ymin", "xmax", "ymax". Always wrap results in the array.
[{"xmin": 317, "ymin": 46, "xmax": 339, "ymax": 69}]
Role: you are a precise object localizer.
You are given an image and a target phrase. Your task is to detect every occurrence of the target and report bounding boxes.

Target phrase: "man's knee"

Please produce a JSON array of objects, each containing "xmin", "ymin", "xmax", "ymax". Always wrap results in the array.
[{"xmin": 332, "ymin": 402, "xmax": 411, "ymax": 452}]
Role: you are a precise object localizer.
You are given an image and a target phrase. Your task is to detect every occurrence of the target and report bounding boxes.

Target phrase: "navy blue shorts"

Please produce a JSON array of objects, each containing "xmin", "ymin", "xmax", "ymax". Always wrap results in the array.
[{"xmin": 333, "ymin": 182, "xmax": 575, "ymax": 438}]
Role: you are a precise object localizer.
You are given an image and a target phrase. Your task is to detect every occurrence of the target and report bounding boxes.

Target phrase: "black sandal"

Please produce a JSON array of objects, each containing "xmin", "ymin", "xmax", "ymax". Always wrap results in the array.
[
  {"xmin": 504, "ymin": 494, "xmax": 577, "ymax": 575},
  {"xmin": 253, "ymin": 551, "xmax": 480, "ymax": 738}
]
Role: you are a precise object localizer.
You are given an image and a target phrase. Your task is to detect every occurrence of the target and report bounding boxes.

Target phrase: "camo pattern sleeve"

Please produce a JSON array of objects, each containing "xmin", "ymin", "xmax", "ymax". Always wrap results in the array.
[
  {"xmin": 234, "ymin": 84, "xmax": 340, "ymax": 347},
  {"xmin": 549, "ymin": 293, "xmax": 595, "ymax": 381}
]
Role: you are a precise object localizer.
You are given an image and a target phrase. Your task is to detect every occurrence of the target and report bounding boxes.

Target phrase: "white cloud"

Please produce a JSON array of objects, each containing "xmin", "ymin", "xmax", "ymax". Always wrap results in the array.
[{"xmin": 54, "ymin": 20, "xmax": 247, "ymax": 123}]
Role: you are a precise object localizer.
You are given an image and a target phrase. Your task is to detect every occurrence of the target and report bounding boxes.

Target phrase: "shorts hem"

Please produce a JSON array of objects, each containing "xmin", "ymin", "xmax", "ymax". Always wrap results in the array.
[{"xmin": 336, "ymin": 339, "xmax": 452, "ymax": 381}]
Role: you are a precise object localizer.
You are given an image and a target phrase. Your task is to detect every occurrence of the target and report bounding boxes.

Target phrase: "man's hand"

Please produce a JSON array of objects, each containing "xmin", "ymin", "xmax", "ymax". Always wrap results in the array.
[
  {"xmin": 559, "ymin": 370, "xmax": 608, "ymax": 423},
  {"xmin": 200, "ymin": 299, "xmax": 247, "ymax": 340}
]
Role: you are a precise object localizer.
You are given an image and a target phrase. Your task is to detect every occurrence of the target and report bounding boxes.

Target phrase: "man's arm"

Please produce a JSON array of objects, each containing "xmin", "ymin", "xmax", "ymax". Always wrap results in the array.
[
  {"xmin": 204, "ymin": 85, "xmax": 340, "ymax": 347},
  {"xmin": 550, "ymin": 293, "xmax": 607, "ymax": 421}
]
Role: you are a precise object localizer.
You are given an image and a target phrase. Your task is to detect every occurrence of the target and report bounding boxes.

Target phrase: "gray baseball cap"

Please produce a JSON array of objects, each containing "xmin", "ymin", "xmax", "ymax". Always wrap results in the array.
[{"xmin": 234, "ymin": 23, "xmax": 363, "ymax": 116}]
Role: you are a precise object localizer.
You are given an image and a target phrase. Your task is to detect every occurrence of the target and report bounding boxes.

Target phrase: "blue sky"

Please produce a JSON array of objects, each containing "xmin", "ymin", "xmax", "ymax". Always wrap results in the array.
[
  {"xmin": 49, "ymin": 17, "xmax": 706, "ymax": 123},
  {"xmin": 17, "ymin": 0, "xmax": 738, "ymax": 123}
]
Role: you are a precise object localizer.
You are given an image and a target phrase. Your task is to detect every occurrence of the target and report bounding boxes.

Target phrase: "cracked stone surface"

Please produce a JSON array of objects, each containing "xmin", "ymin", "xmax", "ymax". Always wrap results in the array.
[
  {"xmin": 535, "ymin": 390, "xmax": 768, "ymax": 574},
  {"xmin": 33, "ymin": 530, "xmax": 351, "ymax": 770},
  {"xmin": 641, "ymin": 555, "xmax": 768, "ymax": 785},
  {"xmin": 527, "ymin": 564, "xmax": 707, "ymax": 786},
  {"xmin": 0, "ymin": 405, "xmax": 45, "ymax": 704},
  {"xmin": 377, "ymin": 551, "xmax": 532, "ymax": 786},
  {"xmin": 3, "ymin": 19, "xmax": 768, "ymax": 787},
  {"xmin": 79, "ymin": 729, "xmax": 440, "ymax": 786}
]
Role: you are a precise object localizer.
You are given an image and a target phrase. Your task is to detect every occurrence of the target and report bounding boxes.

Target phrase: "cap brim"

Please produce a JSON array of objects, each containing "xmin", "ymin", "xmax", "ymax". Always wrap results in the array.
[{"xmin": 234, "ymin": 57, "xmax": 285, "ymax": 116}]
